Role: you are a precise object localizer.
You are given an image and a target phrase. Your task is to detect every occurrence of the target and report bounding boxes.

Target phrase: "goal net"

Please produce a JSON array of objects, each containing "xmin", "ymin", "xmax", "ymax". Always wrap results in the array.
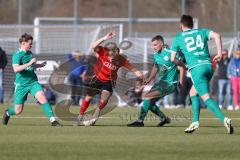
[{"xmin": 0, "ymin": 24, "xmax": 122, "ymax": 104}]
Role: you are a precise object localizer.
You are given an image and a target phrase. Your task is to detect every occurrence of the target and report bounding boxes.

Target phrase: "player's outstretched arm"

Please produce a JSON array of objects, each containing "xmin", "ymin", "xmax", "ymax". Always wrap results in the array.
[
  {"xmin": 33, "ymin": 61, "xmax": 47, "ymax": 69},
  {"xmin": 128, "ymin": 66, "xmax": 143, "ymax": 80},
  {"xmin": 210, "ymin": 31, "xmax": 222, "ymax": 62},
  {"xmin": 91, "ymin": 30, "xmax": 116, "ymax": 51},
  {"xmin": 121, "ymin": 57, "xmax": 143, "ymax": 80},
  {"xmin": 144, "ymin": 64, "xmax": 158, "ymax": 84},
  {"xmin": 12, "ymin": 58, "xmax": 36, "ymax": 72}
]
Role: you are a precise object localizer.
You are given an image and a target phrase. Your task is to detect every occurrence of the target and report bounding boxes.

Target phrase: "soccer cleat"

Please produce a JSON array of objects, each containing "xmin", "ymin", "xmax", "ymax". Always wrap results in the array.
[
  {"xmin": 86, "ymin": 108, "xmax": 101, "ymax": 126},
  {"xmin": 89, "ymin": 118, "xmax": 98, "ymax": 126},
  {"xmin": 157, "ymin": 117, "xmax": 171, "ymax": 127},
  {"xmin": 2, "ymin": 110, "xmax": 10, "ymax": 125},
  {"xmin": 51, "ymin": 120, "xmax": 62, "ymax": 127},
  {"xmin": 76, "ymin": 114, "xmax": 83, "ymax": 126},
  {"xmin": 82, "ymin": 120, "xmax": 91, "ymax": 126},
  {"xmin": 224, "ymin": 118, "xmax": 234, "ymax": 134},
  {"xmin": 83, "ymin": 118, "xmax": 98, "ymax": 126},
  {"xmin": 127, "ymin": 121, "xmax": 144, "ymax": 127},
  {"xmin": 184, "ymin": 122, "xmax": 199, "ymax": 133}
]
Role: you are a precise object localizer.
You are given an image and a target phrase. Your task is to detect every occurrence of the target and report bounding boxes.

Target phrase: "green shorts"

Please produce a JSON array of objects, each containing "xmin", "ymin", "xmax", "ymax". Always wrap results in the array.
[
  {"xmin": 189, "ymin": 64, "xmax": 214, "ymax": 96},
  {"xmin": 150, "ymin": 80, "xmax": 177, "ymax": 99},
  {"xmin": 14, "ymin": 82, "xmax": 42, "ymax": 104}
]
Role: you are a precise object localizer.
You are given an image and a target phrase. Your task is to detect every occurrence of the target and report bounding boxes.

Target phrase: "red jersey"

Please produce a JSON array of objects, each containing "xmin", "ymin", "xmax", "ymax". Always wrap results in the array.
[{"xmin": 93, "ymin": 46, "xmax": 134, "ymax": 82}]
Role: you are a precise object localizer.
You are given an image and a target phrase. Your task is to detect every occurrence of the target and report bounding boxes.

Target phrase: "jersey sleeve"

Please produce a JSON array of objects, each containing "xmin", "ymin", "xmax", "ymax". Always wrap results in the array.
[
  {"xmin": 171, "ymin": 36, "xmax": 180, "ymax": 53},
  {"xmin": 120, "ymin": 56, "xmax": 134, "ymax": 71},
  {"xmin": 201, "ymin": 28, "xmax": 213, "ymax": 41},
  {"xmin": 12, "ymin": 54, "xmax": 21, "ymax": 65}
]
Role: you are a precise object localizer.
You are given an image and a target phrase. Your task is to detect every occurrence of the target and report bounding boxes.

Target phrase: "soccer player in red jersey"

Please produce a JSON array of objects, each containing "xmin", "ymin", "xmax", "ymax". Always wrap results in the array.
[{"xmin": 76, "ymin": 31, "xmax": 143, "ymax": 125}]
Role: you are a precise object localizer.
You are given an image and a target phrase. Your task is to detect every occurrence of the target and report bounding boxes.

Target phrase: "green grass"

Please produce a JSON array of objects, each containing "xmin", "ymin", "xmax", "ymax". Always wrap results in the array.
[{"xmin": 0, "ymin": 105, "xmax": 239, "ymax": 160}]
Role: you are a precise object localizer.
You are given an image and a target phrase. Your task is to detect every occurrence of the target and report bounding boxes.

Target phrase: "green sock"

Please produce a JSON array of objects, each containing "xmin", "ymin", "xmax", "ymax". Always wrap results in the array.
[
  {"xmin": 7, "ymin": 107, "xmax": 16, "ymax": 116},
  {"xmin": 204, "ymin": 98, "xmax": 225, "ymax": 122},
  {"xmin": 41, "ymin": 102, "xmax": 55, "ymax": 119},
  {"xmin": 138, "ymin": 99, "xmax": 150, "ymax": 122},
  {"xmin": 149, "ymin": 105, "xmax": 166, "ymax": 121},
  {"xmin": 190, "ymin": 96, "xmax": 200, "ymax": 122}
]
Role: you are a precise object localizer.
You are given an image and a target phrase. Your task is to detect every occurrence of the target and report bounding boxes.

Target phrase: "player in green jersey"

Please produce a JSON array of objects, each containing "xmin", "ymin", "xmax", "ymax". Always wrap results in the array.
[
  {"xmin": 2, "ymin": 33, "xmax": 61, "ymax": 126},
  {"xmin": 128, "ymin": 35, "xmax": 184, "ymax": 127},
  {"xmin": 171, "ymin": 15, "xmax": 233, "ymax": 134}
]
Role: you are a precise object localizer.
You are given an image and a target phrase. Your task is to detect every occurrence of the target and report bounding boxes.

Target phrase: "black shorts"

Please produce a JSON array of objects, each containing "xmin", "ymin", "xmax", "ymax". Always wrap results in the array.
[{"xmin": 87, "ymin": 76, "xmax": 115, "ymax": 93}]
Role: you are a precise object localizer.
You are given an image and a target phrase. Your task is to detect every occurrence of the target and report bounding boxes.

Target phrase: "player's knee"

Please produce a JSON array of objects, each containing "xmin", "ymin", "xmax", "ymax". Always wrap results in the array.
[
  {"xmin": 190, "ymin": 93, "xmax": 197, "ymax": 97},
  {"xmin": 38, "ymin": 96, "xmax": 47, "ymax": 104},
  {"xmin": 101, "ymin": 100, "xmax": 108, "ymax": 106},
  {"xmin": 189, "ymin": 88, "xmax": 197, "ymax": 96},
  {"xmin": 35, "ymin": 91, "xmax": 47, "ymax": 104},
  {"xmin": 85, "ymin": 96, "xmax": 93, "ymax": 101},
  {"xmin": 201, "ymin": 93, "xmax": 210, "ymax": 101},
  {"xmin": 15, "ymin": 107, "xmax": 23, "ymax": 115}
]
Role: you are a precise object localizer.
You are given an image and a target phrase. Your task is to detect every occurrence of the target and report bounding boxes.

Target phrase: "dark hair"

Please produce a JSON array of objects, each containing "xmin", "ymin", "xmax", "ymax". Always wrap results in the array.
[
  {"xmin": 151, "ymin": 35, "xmax": 164, "ymax": 43},
  {"xmin": 180, "ymin": 15, "xmax": 194, "ymax": 29},
  {"xmin": 136, "ymin": 78, "xmax": 143, "ymax": 83},
  {"xmin": 19, "ymin": 33, "xmax": 33, "ymax": 43}
]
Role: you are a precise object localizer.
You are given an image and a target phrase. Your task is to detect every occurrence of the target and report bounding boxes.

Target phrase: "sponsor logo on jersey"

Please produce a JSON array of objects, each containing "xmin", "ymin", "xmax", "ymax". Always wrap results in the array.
[
  {"xmin": 103, "ymin": 62, "xmax": 117, "ymax": 70},
  {"xmin": 164, "ymin": 56, "xmax": 169, "ymax": 61}
]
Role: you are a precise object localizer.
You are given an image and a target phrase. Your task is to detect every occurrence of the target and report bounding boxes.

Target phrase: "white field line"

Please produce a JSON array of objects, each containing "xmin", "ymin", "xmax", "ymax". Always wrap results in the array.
[
  {"xmin": 11, "ymin": 116, "xmax": 119, "ymax": 119},
  {"xmin": 10, "ymin": 117, "xmax": 240, "ymax": 120}
]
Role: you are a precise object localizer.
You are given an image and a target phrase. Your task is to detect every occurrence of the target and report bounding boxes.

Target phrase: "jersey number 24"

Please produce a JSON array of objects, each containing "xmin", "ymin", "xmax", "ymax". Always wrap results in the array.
[{"xmin": 184, "ymin": 35, "xmax": 204, "ymax": 52}]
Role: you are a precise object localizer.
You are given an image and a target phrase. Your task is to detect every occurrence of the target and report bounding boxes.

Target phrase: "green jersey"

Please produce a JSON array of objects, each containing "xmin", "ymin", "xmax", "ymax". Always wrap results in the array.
[
  {"xmin": 153, "ymin": 48, "xmax": 179, "ymax": 83},
  {"xmin": 12, "ymin": 49, "xmax": 38, "ymax": 86},
  {"xmin": 171, "ymin": 28, "xmax": 213, "ymax": 70}
]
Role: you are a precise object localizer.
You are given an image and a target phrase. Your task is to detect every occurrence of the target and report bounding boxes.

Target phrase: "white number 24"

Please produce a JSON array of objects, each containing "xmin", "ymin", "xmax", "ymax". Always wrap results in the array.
[{"xmin": 184, "ymin": 35, "xmax": 204, "ymax": 52}]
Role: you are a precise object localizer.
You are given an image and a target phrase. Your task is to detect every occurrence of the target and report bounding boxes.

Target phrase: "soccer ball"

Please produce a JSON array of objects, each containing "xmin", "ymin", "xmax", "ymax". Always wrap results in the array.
[
  {"xmin": 82, "ymin": 120, "xmax": 92, "ymax": 126},
  {"xmin": 83, "ymin": 118, "xmax": 97, "ymax": 126}
]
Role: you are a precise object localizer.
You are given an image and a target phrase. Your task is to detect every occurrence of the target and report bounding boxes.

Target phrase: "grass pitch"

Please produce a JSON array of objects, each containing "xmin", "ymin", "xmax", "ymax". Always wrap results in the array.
[{"xmin": 0, "ymin": 104, "xmax": 239, "ymax": 160}]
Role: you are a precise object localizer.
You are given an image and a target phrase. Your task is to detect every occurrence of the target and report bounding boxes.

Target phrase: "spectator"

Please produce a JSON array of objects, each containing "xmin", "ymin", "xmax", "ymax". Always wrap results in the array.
[
  {"xmin": 123, "ymin": 78, "xmax": 143, "ymax": 107},
  {"xmin": 0, "ymin": 47, "xmax": 8, "ymax": 104},
  {"xmin": 42, "ymin": 85, "xmax": 56, "ymax": 105},
  {"xmin": 67, "ymin": 51, "xmax": 88, "ymax": 105},
  {"xmin": 227, "ymin": 50, "xmax": 240, "ymax": 110},
  {"xmin": 216, "ymin": 49, "xmax": 232, "ymax": 110}
]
